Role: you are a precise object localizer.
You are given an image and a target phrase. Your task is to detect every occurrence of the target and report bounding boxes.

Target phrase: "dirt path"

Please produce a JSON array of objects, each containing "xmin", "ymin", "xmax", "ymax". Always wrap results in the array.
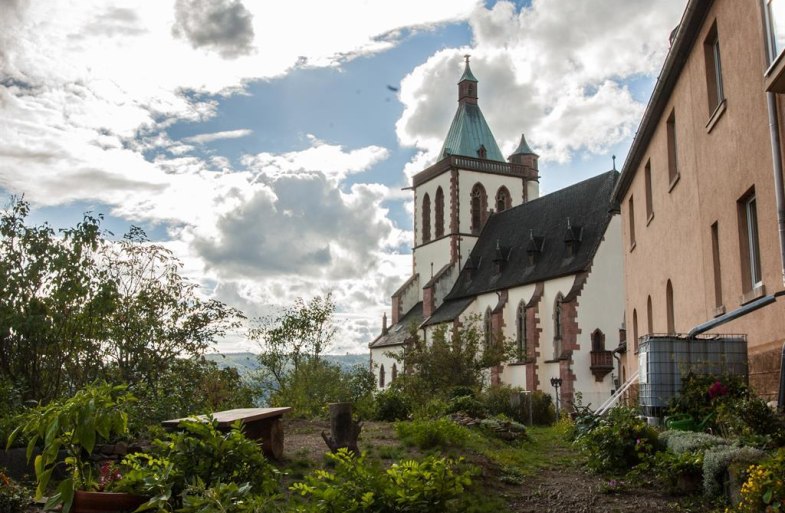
[{"xmin": 281, "ymin": 419, "xmax": 717, "ymax": 513}]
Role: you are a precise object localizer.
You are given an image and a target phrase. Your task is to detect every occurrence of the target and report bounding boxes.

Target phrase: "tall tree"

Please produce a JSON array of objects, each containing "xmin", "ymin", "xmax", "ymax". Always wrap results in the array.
[{"xmin": 0, "ymin": 197, "xmax": 243, "ymax": 402}]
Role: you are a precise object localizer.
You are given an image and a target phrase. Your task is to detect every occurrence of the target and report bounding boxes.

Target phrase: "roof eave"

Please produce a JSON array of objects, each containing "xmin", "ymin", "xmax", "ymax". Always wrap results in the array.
[{"xmin": 612, "ymin": 0, "xmax": 713, "ymax": 202}]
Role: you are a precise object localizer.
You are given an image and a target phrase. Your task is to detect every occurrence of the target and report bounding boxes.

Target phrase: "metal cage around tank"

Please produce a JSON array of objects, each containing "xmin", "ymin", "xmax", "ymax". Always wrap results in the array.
[{"xmin": 637, "ymin": 333, "xmax": 748, "ymax": 417}]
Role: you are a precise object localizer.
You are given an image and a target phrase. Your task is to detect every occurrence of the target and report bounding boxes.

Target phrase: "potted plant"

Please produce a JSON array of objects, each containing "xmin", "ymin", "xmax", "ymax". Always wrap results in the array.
[{"xmin": 6, "ymin": 382, "xmax": 142, "ymax": 513}]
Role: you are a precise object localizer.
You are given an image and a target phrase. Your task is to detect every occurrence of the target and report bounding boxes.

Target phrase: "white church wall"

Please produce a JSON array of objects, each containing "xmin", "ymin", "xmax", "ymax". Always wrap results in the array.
[
  {"xmin": 371, "ymin": 344, "xmax": 404, "ymax": 390},
  {"xmin": 414, "ymin": 173, "xmax": 451, "ymax": 247},
  {"xmin": 414, "ymin": 239, "xmax": 452, "ymax": 294},
  {"xmin": 569, "ymin": 216, "xmax": 624, "ymax": 409},
  {"xmin": 527, "ymin": 180, "xmax": 540, "ymax": 202},
  {"xmin": 457, "ymin": 170, "xmax": 525, "ymax": 234},
  {"xmin": 499, "ymin": 283, "xmax": 539, "ymax": 388}
]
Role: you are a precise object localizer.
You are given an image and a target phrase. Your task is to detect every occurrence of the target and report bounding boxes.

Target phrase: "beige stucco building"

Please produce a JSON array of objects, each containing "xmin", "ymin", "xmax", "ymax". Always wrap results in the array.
[{"xmin": 612, "ymin": 0, "xmax": 785, "ymax": 401}]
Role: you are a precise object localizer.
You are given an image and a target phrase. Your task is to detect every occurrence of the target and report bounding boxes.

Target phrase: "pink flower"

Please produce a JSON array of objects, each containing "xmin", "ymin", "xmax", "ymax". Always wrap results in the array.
[{"xmin": 708, "ymin": 380, "xmax": 729, "ymax": 399}]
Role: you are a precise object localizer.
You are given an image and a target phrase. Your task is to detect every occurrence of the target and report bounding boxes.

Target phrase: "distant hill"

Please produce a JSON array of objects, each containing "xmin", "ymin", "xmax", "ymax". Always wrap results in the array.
[{"xmin": 204, "ymin": 352, "xmax": 369, "ymax": 377}]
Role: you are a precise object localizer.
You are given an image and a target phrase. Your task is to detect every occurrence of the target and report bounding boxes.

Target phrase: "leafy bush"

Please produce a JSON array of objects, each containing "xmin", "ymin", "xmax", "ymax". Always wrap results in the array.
[
  {"xmin": 530, "ymin": 391, "xmax": 557, "ymax": 426},
  {"xmin": 411, "ymin": 398, "xmax": 449, "ymax": 420},
  {"xmin": 715, "ymin": 397, "xmax": 785, "ymax": 448},
  {"xmin": 178, "ymin": 481, "xmax": 284, "ymax": 513},
  {"xmin": 445, "ymin": 395, "xmax": 488, "ymax": 418},
  {"xmin": 290, "ymin": 449, "xmax": 475, "ymax": 513},
  {"xmin": 702, "ymin": 446, "xmax": 765, "ymax": 498},
  {"xmin": 574, "ymin": 407, "xmax": 658, "ymax": 474},
  {"xmin": 155, "ymin": 419, "xmax": 279, "ymax": 497},
  {"xmin": 636, "ymin": 450, "xmax": 704, "ymax": 495},
  {"xmin": 396, "ymin": 419, "xmax": 470, "ymax": 450},
  {"xmin": 0, "ymin": 469, "xmax": 31, "ymax": 513},
  {"xmin": 658, "ymin": 430, "xmax": 729, "ymax": 454},
  {"xmin": 477, "ymin": 416, "xmax": 529, "ymax": 442},
  {"xmin": 733, "ymin": 448, "xmax": 785, "ymax": 513},
  {"xmin": 374, "ymin": 388, "xmax": 412, "ymax": 421},
  {"xmin": 481, "ymin": 385, "xmax": 527, "ymax": 423},
  {"xmin": 668, "ymin": 373, "xmax": 748, "ymax": 425}
]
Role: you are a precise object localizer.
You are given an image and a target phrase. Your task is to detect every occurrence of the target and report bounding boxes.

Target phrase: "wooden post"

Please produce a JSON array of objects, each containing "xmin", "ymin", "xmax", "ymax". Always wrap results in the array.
[{"xmin": 321, "ymin": 402, "xmax": 362, "ymax": 455}]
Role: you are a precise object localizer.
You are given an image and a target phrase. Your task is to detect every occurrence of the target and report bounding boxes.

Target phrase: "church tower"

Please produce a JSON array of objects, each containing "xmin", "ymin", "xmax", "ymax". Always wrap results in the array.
[{"xmin": 404, "ymin": 56, "xmax": 539, "ymax": 320}]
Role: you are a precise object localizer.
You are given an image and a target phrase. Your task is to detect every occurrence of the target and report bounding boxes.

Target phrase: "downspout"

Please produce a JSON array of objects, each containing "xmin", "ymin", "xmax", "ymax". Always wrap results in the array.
[{"xmin": 766, "ymin": 91, "xmax": 785, "ymax": 287}]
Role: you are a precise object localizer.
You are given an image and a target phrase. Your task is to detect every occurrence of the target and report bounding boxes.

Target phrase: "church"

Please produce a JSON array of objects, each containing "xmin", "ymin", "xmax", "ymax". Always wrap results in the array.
[{"xmin": 369, "ymin": 57, "xmax": 626, "ymax": 410}]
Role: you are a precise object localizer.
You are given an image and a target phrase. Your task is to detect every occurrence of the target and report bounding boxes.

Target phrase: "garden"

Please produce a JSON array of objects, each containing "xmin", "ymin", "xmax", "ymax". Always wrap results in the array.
[{"xmin": 2, "ymin": 197, "xmax": 785, "ymax": 512}]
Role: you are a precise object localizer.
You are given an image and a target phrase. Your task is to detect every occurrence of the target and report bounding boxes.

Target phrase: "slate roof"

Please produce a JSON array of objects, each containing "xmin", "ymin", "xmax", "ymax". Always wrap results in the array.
[
  {"xmin": 421, "ymin": 297, "xmax": 474, "ymax": 328},
  {"xmin": 443, "ymin": 170, "xmax": 619, "ymax": 301},
  {"xmin": 369, "ymin": 302, "xmax": 423, "ymax": 349}
]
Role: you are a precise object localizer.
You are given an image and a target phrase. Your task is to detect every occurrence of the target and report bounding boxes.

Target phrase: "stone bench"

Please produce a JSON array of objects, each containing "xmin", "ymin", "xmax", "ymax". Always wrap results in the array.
[{"xmin": 162, "ymin": 407, "xmax": 292, "ymax": 460}]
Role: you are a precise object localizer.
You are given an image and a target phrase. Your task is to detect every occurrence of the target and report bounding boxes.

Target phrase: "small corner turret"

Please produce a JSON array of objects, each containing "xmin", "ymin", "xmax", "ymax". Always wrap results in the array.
[
  {"xmin": 458, "ymin": 55, "xmax": 478, "ymax": 105},
  {"xmin": 508, "ymin": 133, "xmax": 540, "ymax": 201}
]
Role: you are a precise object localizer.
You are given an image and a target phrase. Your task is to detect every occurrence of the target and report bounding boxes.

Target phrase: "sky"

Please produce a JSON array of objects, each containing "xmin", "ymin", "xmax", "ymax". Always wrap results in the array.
[{"xmin": 0, "ymin": 0, "xmax": 687, "ymax": 354}]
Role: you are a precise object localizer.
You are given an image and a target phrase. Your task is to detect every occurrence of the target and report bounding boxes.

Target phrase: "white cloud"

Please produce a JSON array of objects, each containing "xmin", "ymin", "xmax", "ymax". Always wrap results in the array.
[
  {"xmin": 183, "ymin": 129, "xmax": 253, "ymax": 144},
  {"xmin": 396, "ymin": 0, "xmax": 686, "ymax": 171},
  {"xmin": 172, "ymin": 0, "xmax": 255, "ymax": 59}
]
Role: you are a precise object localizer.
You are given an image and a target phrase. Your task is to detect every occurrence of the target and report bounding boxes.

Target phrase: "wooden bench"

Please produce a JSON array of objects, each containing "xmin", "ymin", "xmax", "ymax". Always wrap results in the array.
[{"xmin": 162, "ymin": 407, "xmax": 292, "ymax": 460}]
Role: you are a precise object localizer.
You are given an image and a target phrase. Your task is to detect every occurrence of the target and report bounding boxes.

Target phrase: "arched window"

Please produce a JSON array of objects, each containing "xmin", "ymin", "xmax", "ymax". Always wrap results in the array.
[
  {"xmin": 516, "ymin": 302, "xmax": 527, "ymax": 359},
  {"xmin": 632, "ymin": 309, "xmax": 639, "ymax": 352},
  {"xmin": 591, "ymin": 329, "xmax": 605, "ymax": 352},
  {"xmin": 435, "ymin": 187, "xmax": 444, "ymax": 238},
  {"xmin": 422, "ymin": 193, "xmax": 431, "ymax": 243},
  {"xmin": 666, "ymin": 280, "xmax": 675, "ymax": 334},
  {"xmin": 391, "ymin": 363, "xmax": 398, "ymax": 382},
  {"xmin": 496, "ymin": 186, "xmax": 511, "ymax": 213},
  {"xmin": 484, "ymin": 307, "xmax": 493, "ymax": 349},
  {"xmin": 470, "ymin": 183, "xmax": 487, "ymax": 234},
  {"xmin": 379, "ymin": 364, "xmax": 385, "ymax": 388},
  {"xmin": 646, "ymin": 296, "xmax": 653, "ymax": 335},
  {"xmin": 553, "ymin": 294, "xmax": 563, "ymax": 358}
]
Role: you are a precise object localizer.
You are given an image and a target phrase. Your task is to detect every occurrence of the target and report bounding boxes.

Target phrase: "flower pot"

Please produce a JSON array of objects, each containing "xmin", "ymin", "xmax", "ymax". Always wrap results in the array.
[{"xmin": 72, "ymin": 490, "xmax": 149, "ymax": 513}]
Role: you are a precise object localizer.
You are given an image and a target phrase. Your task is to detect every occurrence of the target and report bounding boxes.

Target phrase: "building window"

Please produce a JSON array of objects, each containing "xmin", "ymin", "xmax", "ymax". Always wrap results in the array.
[
  {"xmin": 484, "ymin": 307, "xmax": 492, "ymax": 349},
  {"xmin": 516, "ymin": 302, "xmax": 527, "ymax": 360},
  {"xmin": 632, "ymin": 309, "xmax": 639, "ymax": 352},
  {"xmin": 711, "ymin": 222, "xmax": 723, "ymax": 308},
  {"xmin": 646, "ymin": 296, "xmax": 653, "ymax": 335},
  {"xmin": 666, "ymin": 280, "xmax": 675, "ymax": 334},
  {"xmin": 471, "ymin": 183, "xmax": 487, "ymax": 234},
  {"xmin": 379, "ymin": 364, "xmax": 385, "ymax": 388},
  {"xmin": 496, "ymin": 186, "xmax": 511, "ymax": 213},
  {"xmin": 667, "ymin": 110, "xmax": 679, "ymax": 185},
  {"xmin": 391, "ymin": 363, "xmax": 397, "ymax": 382},
  {"xmin": 553, "ymin": 295, "xmax": 563, "ymax": 359},
  {"xmin": 738, "ymin": 190, "xmax": 763, "ymax": 292},
  {"xmin": 766, "ymin": 0, "xmax": 785, "ymax": 62},
  {"xmin": 422, "ymin": 193, "xmax": 431, "ymax": 243},
  {"xmin": 435, "ymin": 187, "xmax": 444, "ymax": 238},
  {"xmin": 591, "ymin": 329, "xmax": 605, "ymax": 352},
  {"xmin": 704, "ymin": 22, "xmax": 725, "ymax": 115},
  {"xmin": 628, "ymin": 196, "xmax": 636, "ymax": 249},
  {"xmin": 644, "ymin": 160, "xmax": 653, "ymax": 221}
]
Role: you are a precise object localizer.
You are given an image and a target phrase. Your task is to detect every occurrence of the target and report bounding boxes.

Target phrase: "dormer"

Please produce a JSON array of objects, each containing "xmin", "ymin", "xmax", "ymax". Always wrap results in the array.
[
  {"xmin": 526, "ymin": 230, "xmax": 544, "ymax": 265},
  {"xmin": 493, "ymin": 239, "xmax": 510, "ymax": 274},
  {"xmin": 563, "ymin": 218, "xmax": 583, "ymax": 257}
]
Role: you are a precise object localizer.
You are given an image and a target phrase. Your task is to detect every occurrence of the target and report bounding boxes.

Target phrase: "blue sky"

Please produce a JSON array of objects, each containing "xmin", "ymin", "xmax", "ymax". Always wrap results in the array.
[{"xmin": 0, "ymin": 0, "xmax": 687, "ymax": 353}]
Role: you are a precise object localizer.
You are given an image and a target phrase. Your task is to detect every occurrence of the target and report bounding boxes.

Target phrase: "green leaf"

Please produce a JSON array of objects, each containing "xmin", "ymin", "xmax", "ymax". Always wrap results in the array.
[
  {"xmin": 57, "ymin": 478, "xmax": 75, "ymax": 513},
  {"xmin": 763, "ymin": 488, "xmax": 773, "ymax": 504},
  {"xmin": 77, "ymin": 417, "xmax": 96, "ymax": 454},
  {"xmin": 6, "ymin": 423, "xmax": 22, "ymax": 450},
  {"xmin": 26, "ymin": 434, "xmax": 39, "ymax": 462}
]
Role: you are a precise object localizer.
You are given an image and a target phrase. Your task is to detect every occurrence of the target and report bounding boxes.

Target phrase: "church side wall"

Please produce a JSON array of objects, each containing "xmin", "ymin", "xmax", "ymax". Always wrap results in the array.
[
  {"xmin": 500, "ymin": 283, "xmax": 539, "ymax": 388},
  {"xmin": 414, "ymin": 173, "xmax": 452, "ymax": 247},
  {"xmin": 414, "ymin": 239, "xmax": 452, "ymax": 297},
  {"xmin": 370, "ymin": 345, "xmax": 403, "ymax": 390},
  {"xmin": 570, "ymin": 217, "xmax": 625, "ymax": 408}
]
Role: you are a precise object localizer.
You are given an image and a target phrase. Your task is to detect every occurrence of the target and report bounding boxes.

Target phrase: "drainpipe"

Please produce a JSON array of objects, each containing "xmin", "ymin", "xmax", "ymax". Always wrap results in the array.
[
  {"xmin": 779, "ymin": 342, "xmax": 785, "ymax": 412},
  {"xmin": 766, "ymin": 91, "xmax": 785, "ymax": 287}
]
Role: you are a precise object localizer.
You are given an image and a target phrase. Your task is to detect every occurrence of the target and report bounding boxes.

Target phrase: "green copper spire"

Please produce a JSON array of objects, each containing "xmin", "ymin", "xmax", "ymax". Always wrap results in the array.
[{"xmin": 439, "ymin": 57, "xmax": 504, "ymax": 162}]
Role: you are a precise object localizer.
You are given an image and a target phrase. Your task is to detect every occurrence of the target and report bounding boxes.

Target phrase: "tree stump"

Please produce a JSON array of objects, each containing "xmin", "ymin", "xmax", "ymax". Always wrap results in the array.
[{"xmin": 321, "ymin": 402, "xmax": 362, "ymax": 455}]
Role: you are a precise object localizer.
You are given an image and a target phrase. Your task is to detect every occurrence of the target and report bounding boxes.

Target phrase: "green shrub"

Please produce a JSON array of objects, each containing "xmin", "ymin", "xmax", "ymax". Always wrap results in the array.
[
  {"xmin": 395, "ymin": 419, "xmax": 470, "ymax": 450},
  {"xmin": 0, "ymin": 469, "xmax": 31, "ymax": 513},
  {"xmin": 702, "ymin": 446, "xmax": 765, "ymax": 498},
  {"xmin": 716, "ymin": 397, "xmax": 785, "ymax": 448},
  {"xmin": 658, "ymin": 430, "xmax": 729, "ymax": 454},
  {"xmin": 574, "ymin": 407, "xmax": 658, "ymax": 474},
  {"xmin": 290, "ymin": 449, "xmax": 475, "ymax": 513},
  {"xmin": 530, "ymin": 391, "xmax": 557, "ymax": 426},
  {"xmin": 477, "ymin": 416, "xmax": 529, "ymax": 443},
  {"xmin": 481, "ymin": 385, "xmax": 526, "ymax": 423},
  {"xmin": 374, "ymin": 388, "xmax": 412, "ymax": 421},
  {"xmin": 178, "ymin": 481, "xmax": 284, "ymax": 513},
  {"xmin": 668, "ymin": 373, "xmax": 748, "ymax": 424},
  {"xmin": 639, "ymin": 450, "xmax": 704, "ymax": 495},
  {"xmin": 445, "ymin": 395, "xmax": 487, "ymax": 418},
  {"xmin": 411, "ymin": 398, "xmax": 449, "ymax": 420}
]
